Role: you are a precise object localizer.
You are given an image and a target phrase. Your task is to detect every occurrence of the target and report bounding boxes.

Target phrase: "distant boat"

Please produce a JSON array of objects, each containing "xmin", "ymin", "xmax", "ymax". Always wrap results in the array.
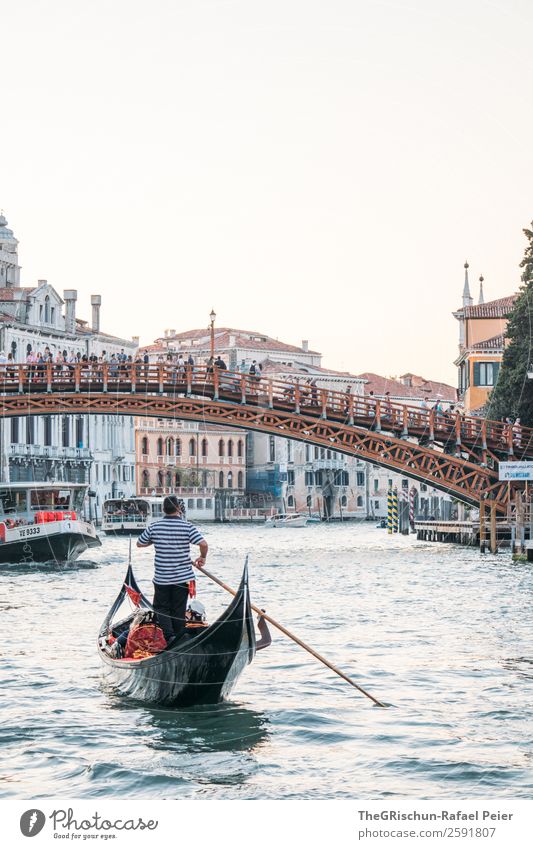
[
  {"xmin": 98, "ymin": 562, "xmax": 255, "ymax": 706},
  {"xmin": 0, "ymin": 482, "xmax": 100, "ymax": 563},
  {"xmin": 102, "ymin": 496, "xmax": 160, "ymax": 536},
  {"xmin": 265, "ymin": 513, "xmax": 308, "ymax": 528}
]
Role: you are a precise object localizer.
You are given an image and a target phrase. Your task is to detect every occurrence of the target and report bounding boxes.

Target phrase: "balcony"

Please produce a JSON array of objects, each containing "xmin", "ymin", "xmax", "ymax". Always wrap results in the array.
[
  {"xmin": 310, "ymin": 458, "xmax": 347, "ymax": 471},
  {"xmin": 138, "ymin": 486, "xmax": 215, "ymax": 496},
  {"xmin": 10, "ymin": 444, "xmax": 93, "ymax": 461}
]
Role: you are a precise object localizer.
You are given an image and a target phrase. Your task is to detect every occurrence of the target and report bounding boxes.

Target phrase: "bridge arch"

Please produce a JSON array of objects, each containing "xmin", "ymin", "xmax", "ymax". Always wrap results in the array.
[{"xmin": 0, "ymin": 362, "xmax": 523, "ymax": 512}]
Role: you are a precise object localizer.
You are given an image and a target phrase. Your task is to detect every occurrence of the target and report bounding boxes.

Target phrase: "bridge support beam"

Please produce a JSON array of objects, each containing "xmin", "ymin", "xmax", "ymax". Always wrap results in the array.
[
  {"xmin": 479, "ymin": 501, "xmax": 486, "ymax": 554},
  {"xmin": 490, "ymin": 500, "xmax": 497, "ymax": 554}
]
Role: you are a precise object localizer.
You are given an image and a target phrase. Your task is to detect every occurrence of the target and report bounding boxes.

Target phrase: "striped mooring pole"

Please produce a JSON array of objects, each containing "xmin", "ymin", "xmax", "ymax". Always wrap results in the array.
[
  {"xmin": 392, "ymin": 487, "xmax": 399, "ymax": 533},
  {"xmin": 409, "ymin": 487, "xmax": 416, "ymax": 530},
  {"xmin": 387, "ymin": 488, "xmax": 394, "ymax": 534}
]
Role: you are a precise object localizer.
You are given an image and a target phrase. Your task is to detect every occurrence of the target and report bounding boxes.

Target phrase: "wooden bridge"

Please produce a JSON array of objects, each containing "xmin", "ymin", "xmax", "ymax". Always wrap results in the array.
[{"xmin": 0, "ymin": 363, "xmax": 530, "ymax": 511}]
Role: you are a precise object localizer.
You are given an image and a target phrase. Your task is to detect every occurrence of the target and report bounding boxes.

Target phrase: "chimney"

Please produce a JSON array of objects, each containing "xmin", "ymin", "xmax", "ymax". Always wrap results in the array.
[
  {"xmin": 302, "ymin": 340, "xmax": 309, "ymax": 352},
  {"xmin": 63, "ymin": 289, "xmax": 77, "ymax": 334},
  {"xmin": 91, "ymin": 294, "xmax": 102, "ymax": 332},
  {"xmin": 229, "ymin": 334, "xmax": 236, "ymax": 346},
  {"xmin": 37, "ymin": 279, "xmax": 48, "ymax": 287},
  {"xmin": 132, "ymin": 335, "xmax": 140, "ymax": 346}
]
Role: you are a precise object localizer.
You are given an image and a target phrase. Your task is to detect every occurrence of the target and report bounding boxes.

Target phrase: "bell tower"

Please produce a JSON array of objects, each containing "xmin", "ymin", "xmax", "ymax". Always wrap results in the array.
[{"xmin": 0, "ymin": 212, "xmax": 21, "ymax": 288}]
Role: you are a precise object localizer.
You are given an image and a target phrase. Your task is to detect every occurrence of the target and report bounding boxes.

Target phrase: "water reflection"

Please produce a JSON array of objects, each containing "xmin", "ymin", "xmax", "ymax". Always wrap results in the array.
[
  {"xmin": 0, "ymin": 559, "xmax": 98, "ymax": 574},
  {"xmin": 107, "ymin": 697, "xmax": 270, "ymax": 754}
]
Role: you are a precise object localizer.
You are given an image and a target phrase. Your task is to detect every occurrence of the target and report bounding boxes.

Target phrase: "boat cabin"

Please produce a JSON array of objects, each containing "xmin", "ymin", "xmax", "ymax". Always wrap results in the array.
[{"xmin": 0, "ymin": 482, "xmax": 87, "ymax": 525}]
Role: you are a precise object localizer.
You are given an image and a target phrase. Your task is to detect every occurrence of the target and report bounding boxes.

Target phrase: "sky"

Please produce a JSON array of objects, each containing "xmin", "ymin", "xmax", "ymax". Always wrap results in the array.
[{"xmin": 2, "ymin": 0, "xmax": 533, "ymax": 384}]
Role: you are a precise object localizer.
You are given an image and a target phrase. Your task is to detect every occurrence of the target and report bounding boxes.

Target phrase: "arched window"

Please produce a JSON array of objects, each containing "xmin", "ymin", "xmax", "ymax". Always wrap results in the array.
[
  {"xmin": 44, "ymin": 295, "xmax": 50, "ymax": 323},
  {"xmin": 175, "ymin": 438, "xmax": 181, "ymax": 456},
  {"xmin": 166, "ymin": 471, "xmax": 172, "ymax": 487},
  {"xmin": 166, "ymin": 437, "xmax": 173, "ymax": 456},
  {"xmin": 219, "ymin": 471, "xmax": 224, "ymax": 488},
  {"xmin": 227, "ymin": 439, "xmax": 233, "ymax": 458},
  {"xmin": 341, "ymin": 495, "xmax": 347, "ymax": 507},
  {"xmin": 157, "ymin": 470, "xmax": 164, "ymax": 487},
  {"xmin": 237, "ymin": 439, "xmax": 243, "ymax": 458},
  {"xmin": 157, "ymin": 437, "xmax": 163, "ymax": 456},
  {"xmin": 305, "ymin": 444, "xmax": 311, "ymax": 462},
  {"xmin": 141, "ymin": 436, "xmax": 148, "ymax": 455},
  {"xmin": 201, "ymin": 438, "xmax": 208, "ymax": 457},
  {"xmin": 218, "ymin": 439, "xmax": 225, "ymax": 457},
  {"xmin": 189, "ymin": 438, "xmax": 196, "ymax": 456},
  {"xmin": 287, "ymin": 495, "xmax": 294, "ymax": 507},
  {"xmin": 175, "ymin": 472, "xmax": 181, "ymax": 487},
  {"xmin": 142, "ymin": 470, "xmax": 150, "ymax": 488},
  {"xmin": 237, "ymin": 471, "xmax": 243, "ymax": 489},
  {"xmin": 227, "ymin": 471, "xmax": 233, "ymax": 488},
  {"xmin": 201, "ymin": 471, "xmax": 208, "ymax": 487},
  {"xmin": 306, "ymin": 495, "xmax": 312, "ymax": 507},
  {"xmin": 356, "ymin": 495, "xmax": 363, "ymax": 507},
  {"xmin": 314, "ymin": 446, "xmax": 319, "ymax": 459}
]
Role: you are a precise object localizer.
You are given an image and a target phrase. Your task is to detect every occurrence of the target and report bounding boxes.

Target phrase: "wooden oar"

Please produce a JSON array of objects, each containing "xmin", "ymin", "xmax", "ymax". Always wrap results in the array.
[{"xmin": 194, "ymin": 562, "xmax": 387, "ymax": 708}]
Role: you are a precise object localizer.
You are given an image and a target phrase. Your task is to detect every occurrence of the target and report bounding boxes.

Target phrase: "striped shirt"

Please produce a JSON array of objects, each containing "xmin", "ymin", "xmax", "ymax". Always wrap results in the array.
[{"xmin": 138, "ymin": 517, "xmax": 205, "ymax": 585}]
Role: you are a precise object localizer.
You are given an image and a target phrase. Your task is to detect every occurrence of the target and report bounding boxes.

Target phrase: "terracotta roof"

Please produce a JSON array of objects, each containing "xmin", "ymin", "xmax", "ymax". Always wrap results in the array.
[
  {"xmin": 0, "ymin": 287, "xmax": 34, "ymax": 301},
  {"xmin": 463, "ymin": 295, "xmax": 517, "ymax": 319},
  {"xmin": 150, "ymin": 327, "xmax": 320, "ymax": 356},
  {"xmin": 356, "ymin": 372, "xmax": 457, "ymax": 402},
  {"xmin": 260, "ymin": 358, "xmax": 363, "ymax": 380},
  {"xmin": 470, "ymin": 334, "xmax": 505, "ymax": 351}
]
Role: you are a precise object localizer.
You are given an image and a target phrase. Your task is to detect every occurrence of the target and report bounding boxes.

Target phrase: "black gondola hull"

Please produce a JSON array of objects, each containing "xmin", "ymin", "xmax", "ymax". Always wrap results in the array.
[{"xmin": 98, "ymin": 565, "xmax": 256, "ymax": 707}]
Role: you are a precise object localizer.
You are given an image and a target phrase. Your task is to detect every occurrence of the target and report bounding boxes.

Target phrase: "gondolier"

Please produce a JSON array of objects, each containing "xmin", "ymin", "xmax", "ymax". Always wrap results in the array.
[{"xmin": 137, "ymin": 495, "xmax": 208, "ymax": 642}]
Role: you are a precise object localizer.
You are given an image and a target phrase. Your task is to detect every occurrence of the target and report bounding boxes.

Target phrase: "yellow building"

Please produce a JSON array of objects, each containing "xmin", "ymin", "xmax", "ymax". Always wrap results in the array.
[{"xmin": 453, "ymin": 262, "xmax": 516, "ymax": 412}]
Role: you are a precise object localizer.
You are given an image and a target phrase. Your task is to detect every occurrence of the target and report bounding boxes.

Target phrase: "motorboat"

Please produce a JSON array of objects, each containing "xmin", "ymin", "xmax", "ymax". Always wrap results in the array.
[
  {"xmin": 0, "ymin": 482, "xmax": 100, "ymax": 563},
  {"xmin": 265, "ymin": 512, "xmax": 308, "ymax": 528}
]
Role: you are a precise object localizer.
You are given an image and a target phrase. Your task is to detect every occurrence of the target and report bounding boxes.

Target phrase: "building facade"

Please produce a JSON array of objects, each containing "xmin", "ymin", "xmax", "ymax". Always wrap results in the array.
[
  {"xmin": 453, "ymin": 262, "xmax": 516, "ymax": 413},
  {"xmin": 0, "ymin": 212, "xmax": 137, "ymax": 518},
  {"xmin": 135, "ymin": 418, "xmax": 247, "ymax": 520}
]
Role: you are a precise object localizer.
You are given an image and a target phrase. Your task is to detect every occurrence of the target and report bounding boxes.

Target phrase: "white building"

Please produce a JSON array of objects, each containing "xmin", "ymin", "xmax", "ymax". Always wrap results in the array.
[{"xmin": 0, "ymin": 212, "xmax": 137, "ymax": 519}]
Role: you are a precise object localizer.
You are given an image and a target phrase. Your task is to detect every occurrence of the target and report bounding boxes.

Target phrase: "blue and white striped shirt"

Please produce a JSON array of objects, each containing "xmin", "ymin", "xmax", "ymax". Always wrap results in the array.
[{"xmin": 138, "ymin": 517, "xmax": 205, "ymax": 585}]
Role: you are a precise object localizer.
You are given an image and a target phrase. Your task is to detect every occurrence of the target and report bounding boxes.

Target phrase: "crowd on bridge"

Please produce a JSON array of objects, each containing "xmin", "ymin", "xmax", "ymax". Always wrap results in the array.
[{"xmin": 0, "ymin": 346, "xmax": 526, "ymax": 452}]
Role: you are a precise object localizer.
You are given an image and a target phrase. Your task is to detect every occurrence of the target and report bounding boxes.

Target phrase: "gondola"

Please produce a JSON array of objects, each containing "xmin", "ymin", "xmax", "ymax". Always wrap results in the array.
[{"xmin": 97, "ymin": 562, "xmax": 256, "ymax": 707}]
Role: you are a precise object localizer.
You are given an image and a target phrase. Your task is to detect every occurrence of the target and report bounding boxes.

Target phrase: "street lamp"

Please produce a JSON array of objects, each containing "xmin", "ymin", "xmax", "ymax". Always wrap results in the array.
[{"xmin": 209, "ymin": 309, "xmax": 216, "ymax": 359}]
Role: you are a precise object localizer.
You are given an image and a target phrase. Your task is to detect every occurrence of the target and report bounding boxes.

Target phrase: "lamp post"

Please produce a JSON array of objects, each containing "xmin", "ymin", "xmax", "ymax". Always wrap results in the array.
[{"xmin": 209, "ymin": 309, "xmax": 216, "ymax": 360}]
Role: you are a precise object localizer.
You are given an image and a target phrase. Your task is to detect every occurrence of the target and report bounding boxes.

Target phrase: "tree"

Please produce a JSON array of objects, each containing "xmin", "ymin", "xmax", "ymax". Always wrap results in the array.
[{"xmin": 488, "ymin": 222, "xmax": 533, "ymax": 425}]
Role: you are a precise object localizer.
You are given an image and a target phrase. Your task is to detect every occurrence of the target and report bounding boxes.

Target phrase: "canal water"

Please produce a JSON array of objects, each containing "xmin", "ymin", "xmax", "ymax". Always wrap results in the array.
[{"xmin": 0, "ymin": 524, "xmax": 531, "ymax": 799}]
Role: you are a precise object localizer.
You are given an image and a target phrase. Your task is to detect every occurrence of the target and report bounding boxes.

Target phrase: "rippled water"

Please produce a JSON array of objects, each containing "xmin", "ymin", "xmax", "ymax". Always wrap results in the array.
[{"xmin": 0, "ymin": 523, "xmax": 531, "ymax": 799}]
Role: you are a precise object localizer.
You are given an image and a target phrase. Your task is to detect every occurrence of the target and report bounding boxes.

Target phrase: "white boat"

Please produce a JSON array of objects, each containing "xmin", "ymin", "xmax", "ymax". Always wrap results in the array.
[
  {"xmin": 102, "ymin": 497, "xmax": 163, "ymax": 535},
  {"xmin": 265, "ymin": 512, "xmax": 308, "ymax": 528},
  {"xmin": 0, "ymin": 482, "xmax": 100, "ymax": 563}
]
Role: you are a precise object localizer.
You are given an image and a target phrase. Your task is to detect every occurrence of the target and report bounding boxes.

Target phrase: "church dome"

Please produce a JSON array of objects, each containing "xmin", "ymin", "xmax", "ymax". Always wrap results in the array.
[{"xmin": 0, "ymin": 213, "xmax": 18, "ymax": 251}]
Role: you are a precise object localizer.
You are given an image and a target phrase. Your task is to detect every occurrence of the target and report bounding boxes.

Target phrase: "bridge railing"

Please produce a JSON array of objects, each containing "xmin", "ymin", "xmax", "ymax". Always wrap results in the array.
[{"xmin": 0, "ymin": 362, "xmax": 530, "ymax": 459}]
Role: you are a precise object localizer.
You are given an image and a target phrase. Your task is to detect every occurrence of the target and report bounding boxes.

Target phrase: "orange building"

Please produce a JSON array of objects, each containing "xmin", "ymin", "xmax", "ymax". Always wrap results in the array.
[{"xmin": 453, "ymin": 263, "xmax": 516, "ymax": 413}]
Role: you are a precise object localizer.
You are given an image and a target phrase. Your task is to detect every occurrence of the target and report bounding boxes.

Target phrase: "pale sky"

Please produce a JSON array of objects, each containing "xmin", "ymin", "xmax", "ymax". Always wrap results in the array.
[{"xmin": 2, "ymin": 0, "xmax": 532, "ymax": 384}]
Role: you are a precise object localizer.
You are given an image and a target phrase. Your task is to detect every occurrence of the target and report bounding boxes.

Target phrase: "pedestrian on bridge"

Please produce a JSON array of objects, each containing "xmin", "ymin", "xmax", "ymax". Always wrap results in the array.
[{"xmin": 513, "ymin": 418, "xmax": 522, "ymax": 448}]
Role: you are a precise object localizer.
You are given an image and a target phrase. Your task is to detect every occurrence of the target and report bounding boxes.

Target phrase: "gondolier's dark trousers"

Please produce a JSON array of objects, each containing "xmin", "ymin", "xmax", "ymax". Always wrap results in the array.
[{"xmin": 153, "ymin": 581, "xmax": 190, "ymax": 642}]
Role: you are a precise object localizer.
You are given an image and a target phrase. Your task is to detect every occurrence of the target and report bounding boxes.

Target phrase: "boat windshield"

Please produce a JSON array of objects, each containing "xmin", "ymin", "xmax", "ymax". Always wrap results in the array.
[
  {"xmin": 30, "ymin": 489, "xmax": 74, "ymax": 511},
  {"xmin": 0, "ymin": 489, "xmax": 27, "ymax": 515},
  {"xmin": 103, "ymin": 499, "xmax": 150, "ymax": 520}
]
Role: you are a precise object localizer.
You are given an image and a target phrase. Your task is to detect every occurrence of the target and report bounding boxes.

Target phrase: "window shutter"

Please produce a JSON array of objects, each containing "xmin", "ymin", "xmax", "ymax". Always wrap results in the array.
[
  {"xmin": 493, "ymin": 362, "xmax": 500, "ymax": 384},
  {"xmin": 473, "ymin": 362, "xmax": 481, "ymax": 386}
]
